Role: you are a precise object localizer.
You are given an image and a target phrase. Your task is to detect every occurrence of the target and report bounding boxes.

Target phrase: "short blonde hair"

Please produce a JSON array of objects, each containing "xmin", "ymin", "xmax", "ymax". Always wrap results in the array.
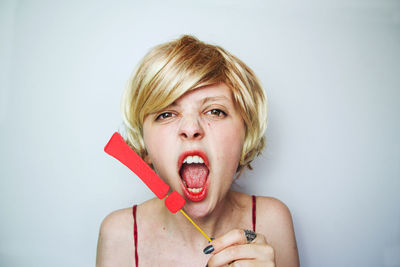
[{"xmin": 121, "ymin": 35, "xmax": 267, "ymax": 172}]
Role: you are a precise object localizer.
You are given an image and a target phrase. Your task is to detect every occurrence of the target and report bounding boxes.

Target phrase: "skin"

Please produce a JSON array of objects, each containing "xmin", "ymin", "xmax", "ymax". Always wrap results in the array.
[{"xmin": 96, "ymin": 83, "xmax": 299, "ymax": 267}]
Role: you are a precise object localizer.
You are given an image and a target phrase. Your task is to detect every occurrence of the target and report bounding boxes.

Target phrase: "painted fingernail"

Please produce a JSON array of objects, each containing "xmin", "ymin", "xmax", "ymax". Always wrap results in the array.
[
  {"xmin": 208, "ymin": 237, "xmax": 215, "ymax": 243},
  {"xmin": 203, "ymin": 245, "xmax": 214, "ymax": 254}
]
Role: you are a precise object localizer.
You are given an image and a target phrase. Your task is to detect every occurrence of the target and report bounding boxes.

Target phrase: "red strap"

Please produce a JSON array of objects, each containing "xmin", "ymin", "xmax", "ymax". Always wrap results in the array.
[
  {"xmin": 133, "ymin": 205, "xmax": 138, "ymax": 267},
  {"xmin": 252, "ymin": 195, "xmax": 256, "ymax": 232}
]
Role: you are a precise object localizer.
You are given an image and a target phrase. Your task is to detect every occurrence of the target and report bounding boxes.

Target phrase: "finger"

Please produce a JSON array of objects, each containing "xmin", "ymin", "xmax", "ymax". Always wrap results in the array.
[
  {"xmin": 229, "ymin": 260, "xmax": 275, "ymax": 267},
  {"xmin": 207, "ymin": 244, "xmax": 274, "ymax": 267},
  {"xmin": 204, "ymin": 229, "xmax": 267, "ymax": 255},
  {"xmin": 251, "ymin": 233, "xmax": 268, "ymax": 245}
]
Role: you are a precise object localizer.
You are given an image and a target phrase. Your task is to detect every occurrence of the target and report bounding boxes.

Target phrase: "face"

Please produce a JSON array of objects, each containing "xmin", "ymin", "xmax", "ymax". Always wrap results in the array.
[{"xmin": 142, "ymin": 83, "xmax": 246, "ymax": 217}]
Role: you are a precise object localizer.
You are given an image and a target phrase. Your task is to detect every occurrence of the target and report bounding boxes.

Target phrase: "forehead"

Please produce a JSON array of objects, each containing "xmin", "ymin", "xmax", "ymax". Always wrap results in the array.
[{"xmin": 170, "ymin": 83, "xmax": 233, "ymax": 106}]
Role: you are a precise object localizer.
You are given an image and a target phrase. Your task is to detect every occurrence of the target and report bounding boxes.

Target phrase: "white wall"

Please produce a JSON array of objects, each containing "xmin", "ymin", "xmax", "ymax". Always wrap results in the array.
[{"xmin": 1, "ymin": 0, "xmax": 399, "ymax": 266}]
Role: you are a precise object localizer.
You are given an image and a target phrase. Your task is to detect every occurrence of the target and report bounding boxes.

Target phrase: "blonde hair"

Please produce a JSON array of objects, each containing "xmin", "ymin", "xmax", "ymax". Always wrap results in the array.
[{"xmin": 121, "ymin": 35, "xmax": 267, "ymax": 172}]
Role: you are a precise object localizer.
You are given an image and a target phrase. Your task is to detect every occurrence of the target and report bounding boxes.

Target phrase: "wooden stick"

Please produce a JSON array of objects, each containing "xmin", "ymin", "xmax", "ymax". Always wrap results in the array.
[{"xmin": 179, "ymin": 209, "xmax": 212, "ymax": 242}]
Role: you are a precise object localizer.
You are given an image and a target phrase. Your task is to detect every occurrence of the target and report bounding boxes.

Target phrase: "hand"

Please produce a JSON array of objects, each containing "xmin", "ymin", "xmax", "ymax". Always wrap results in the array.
[{"xmin": 204, "ymin": 229, "xmax": 275, "ymax": 267}]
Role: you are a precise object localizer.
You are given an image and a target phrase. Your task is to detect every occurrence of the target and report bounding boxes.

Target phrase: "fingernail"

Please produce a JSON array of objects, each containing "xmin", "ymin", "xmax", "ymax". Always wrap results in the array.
[
  {"xmin": 203, "ymin": 245, "xmax": 214, "ymax": 254},
  {"xmin": 209, "ymin": 237, "xmax": 215, "ymax": 243}
]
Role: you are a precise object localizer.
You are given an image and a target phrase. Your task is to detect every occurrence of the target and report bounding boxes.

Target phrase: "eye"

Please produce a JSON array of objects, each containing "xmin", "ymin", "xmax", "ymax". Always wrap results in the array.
[
  {"xmin": 155, "ymin": 112, "xmax": 175, "ymax": 121},
  {"xmin": 206, "ymin": 109, "xmax": 227, "ymax": 117}
]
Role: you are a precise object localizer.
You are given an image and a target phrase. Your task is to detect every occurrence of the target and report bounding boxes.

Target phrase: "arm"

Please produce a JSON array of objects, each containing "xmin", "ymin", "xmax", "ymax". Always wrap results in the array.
[
  {"xmin": 96, "ymin": 209, "xmax": 133, "ymax": 267},
  {"xmin": 258, "ymin": 197, "xmax": 299, "ymax": 267}
]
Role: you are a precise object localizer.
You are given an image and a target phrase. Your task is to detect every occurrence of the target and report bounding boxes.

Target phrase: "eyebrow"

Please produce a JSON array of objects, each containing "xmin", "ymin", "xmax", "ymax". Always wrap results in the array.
[{"xmin": 201, "ymin": 95, "xmax": 231, "ymax": 105}]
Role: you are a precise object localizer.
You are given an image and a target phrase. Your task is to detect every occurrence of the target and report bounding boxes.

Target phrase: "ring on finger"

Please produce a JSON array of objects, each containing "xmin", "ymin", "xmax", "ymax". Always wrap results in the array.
[{"xmin": 243, "ymin": 229, "xmax": 257, "ymax": 243}]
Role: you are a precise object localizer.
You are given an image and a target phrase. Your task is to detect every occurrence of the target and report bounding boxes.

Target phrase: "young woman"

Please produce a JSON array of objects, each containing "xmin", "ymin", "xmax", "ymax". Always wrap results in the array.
[{"xmin": 96, "ymin": 35, "xmax": 299, "ymax": 267}]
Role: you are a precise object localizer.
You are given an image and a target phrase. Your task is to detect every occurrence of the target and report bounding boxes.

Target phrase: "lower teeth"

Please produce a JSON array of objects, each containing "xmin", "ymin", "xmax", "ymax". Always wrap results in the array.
[{"xmin": 187, "ymin": 187, "xmax": 202, "ymax": 193}]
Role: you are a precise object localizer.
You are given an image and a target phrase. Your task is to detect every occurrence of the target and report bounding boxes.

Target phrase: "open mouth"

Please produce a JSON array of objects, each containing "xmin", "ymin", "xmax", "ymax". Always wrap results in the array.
[{"xmin": 178, "ymin": 151, "xmax": 210, "ymax": 202}]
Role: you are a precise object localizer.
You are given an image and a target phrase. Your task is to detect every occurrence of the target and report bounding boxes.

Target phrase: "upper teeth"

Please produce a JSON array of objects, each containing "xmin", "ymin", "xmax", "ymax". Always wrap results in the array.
[{"xmin": 183, "ymin": 155, "xmax": 204, "ymax": 164}]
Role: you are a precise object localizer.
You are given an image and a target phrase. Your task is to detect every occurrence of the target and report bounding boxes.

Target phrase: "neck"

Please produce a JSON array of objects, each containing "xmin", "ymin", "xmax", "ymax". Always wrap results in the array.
[{"xmin": 158, "ymin": 191, "xmax": 240, "ymax": 247}]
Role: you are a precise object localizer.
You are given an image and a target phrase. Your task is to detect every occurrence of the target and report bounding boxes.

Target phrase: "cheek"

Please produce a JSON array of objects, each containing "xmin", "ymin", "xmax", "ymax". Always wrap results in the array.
[
  {"xmin": 144, "ymin": 123, "xmax": 173, "ymax": 150},
  {"xmin": 211, "ymin": 121, "xmax": 245, "ymax": 163},
  {"xmin": 144, "ymin": 131, "xmax": 163, "ymax": 152},
  {"xmin": 143, "ymin": 126, "xmax": 176, "ymax": 171}
]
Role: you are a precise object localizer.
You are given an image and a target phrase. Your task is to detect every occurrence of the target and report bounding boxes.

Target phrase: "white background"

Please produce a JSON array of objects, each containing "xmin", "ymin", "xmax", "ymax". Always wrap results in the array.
[{"xmin": 1, "ymin": 0, "xmax": 399, "ymax": 266}]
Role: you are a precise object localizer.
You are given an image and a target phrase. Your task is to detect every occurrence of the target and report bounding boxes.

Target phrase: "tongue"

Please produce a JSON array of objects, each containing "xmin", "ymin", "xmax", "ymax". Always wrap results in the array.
[{"xmin": 180, "ymin": 164, "xmax": 208, "ymax": 188}]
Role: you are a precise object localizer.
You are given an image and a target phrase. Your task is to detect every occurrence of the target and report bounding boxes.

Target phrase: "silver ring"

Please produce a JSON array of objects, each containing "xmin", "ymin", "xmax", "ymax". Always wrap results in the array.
[{"xmin": 244, "ymin": 229, "xmax": 257, "ymax": 243}]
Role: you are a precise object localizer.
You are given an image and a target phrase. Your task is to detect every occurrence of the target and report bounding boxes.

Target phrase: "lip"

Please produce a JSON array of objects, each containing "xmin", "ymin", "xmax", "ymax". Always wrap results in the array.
[{"xmin": 177, "ymin": 150, "xmax": 210, "ymax": 202}]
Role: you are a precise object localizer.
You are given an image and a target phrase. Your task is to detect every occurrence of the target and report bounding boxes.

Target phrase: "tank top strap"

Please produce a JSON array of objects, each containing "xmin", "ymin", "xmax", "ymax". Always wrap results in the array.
[
  {"xmin": 252, "ymin": 195, "xmax": 257, "ymax": 232},
  {"xmin": 132, "ymin": 205, "xmax": 138, "ymax": 267}
]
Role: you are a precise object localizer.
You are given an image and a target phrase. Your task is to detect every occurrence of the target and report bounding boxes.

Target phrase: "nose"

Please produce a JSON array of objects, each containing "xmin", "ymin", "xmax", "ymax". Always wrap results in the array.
[{"xmin": 178, "ymin": 116, "xmax": 204, "ymax": 140}]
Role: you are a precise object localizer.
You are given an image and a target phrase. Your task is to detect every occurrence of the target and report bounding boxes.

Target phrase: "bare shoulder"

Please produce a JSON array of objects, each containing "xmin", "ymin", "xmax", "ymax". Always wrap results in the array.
[
  {"xmin": 256, "ymin": 196, "xmax": 300, "ymax": 267},
  {"xmin": 99, "ymin": 208, "xmax": 133, "ymax": 238},
  {"xmin": 96, "ymin": 208, "xmax": 134, "ymax": 267},
  {"xmin": 256, "ymin": 196, "xmax": 295, "ymax": 239},
  {"xmin": 256, "ymin": 197, "xmax": 293, "ymax": 227}
]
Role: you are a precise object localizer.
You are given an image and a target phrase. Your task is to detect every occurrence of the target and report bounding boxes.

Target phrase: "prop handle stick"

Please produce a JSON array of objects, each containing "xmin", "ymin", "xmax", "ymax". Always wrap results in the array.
[
  {"xmin": 179, "ymin": 210, "xmax": 212, "ymax": 242},
  {"xmin": 104, "ymin": 132, "xmax": 212, "ymax": 242}
]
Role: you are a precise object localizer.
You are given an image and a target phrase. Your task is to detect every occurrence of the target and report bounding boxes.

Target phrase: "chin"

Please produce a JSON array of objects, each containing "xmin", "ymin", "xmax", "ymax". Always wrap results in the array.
[
  {"xmin": 181, "ymin": 195, "xmax": 217, "ymax": 219},
  {"xmin": 183, "ymin": 207, "xmax": 211, "ymax": 220}
]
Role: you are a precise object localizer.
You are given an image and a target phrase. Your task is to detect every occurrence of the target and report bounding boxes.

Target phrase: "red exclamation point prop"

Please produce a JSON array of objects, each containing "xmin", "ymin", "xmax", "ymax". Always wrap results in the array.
[
  {"xmin": 104, "ymin": 132, "xmax": 185, "ymax": 213},
  {"xmin": 164, "ymin": 191, "xmax": 185, "ymax": 213}
]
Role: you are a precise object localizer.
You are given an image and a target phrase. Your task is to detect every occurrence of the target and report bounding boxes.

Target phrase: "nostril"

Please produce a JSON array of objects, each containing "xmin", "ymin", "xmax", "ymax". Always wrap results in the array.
[{"xmin": 180, "ymin": 131, "xmax": 202, "ymax": 139}]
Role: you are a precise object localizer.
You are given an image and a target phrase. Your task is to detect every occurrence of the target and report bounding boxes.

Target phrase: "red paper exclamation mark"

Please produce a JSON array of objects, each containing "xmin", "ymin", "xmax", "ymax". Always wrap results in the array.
[{"xmin": 104, "ymin": 132, "xmax": 185, "ymax": 213}]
